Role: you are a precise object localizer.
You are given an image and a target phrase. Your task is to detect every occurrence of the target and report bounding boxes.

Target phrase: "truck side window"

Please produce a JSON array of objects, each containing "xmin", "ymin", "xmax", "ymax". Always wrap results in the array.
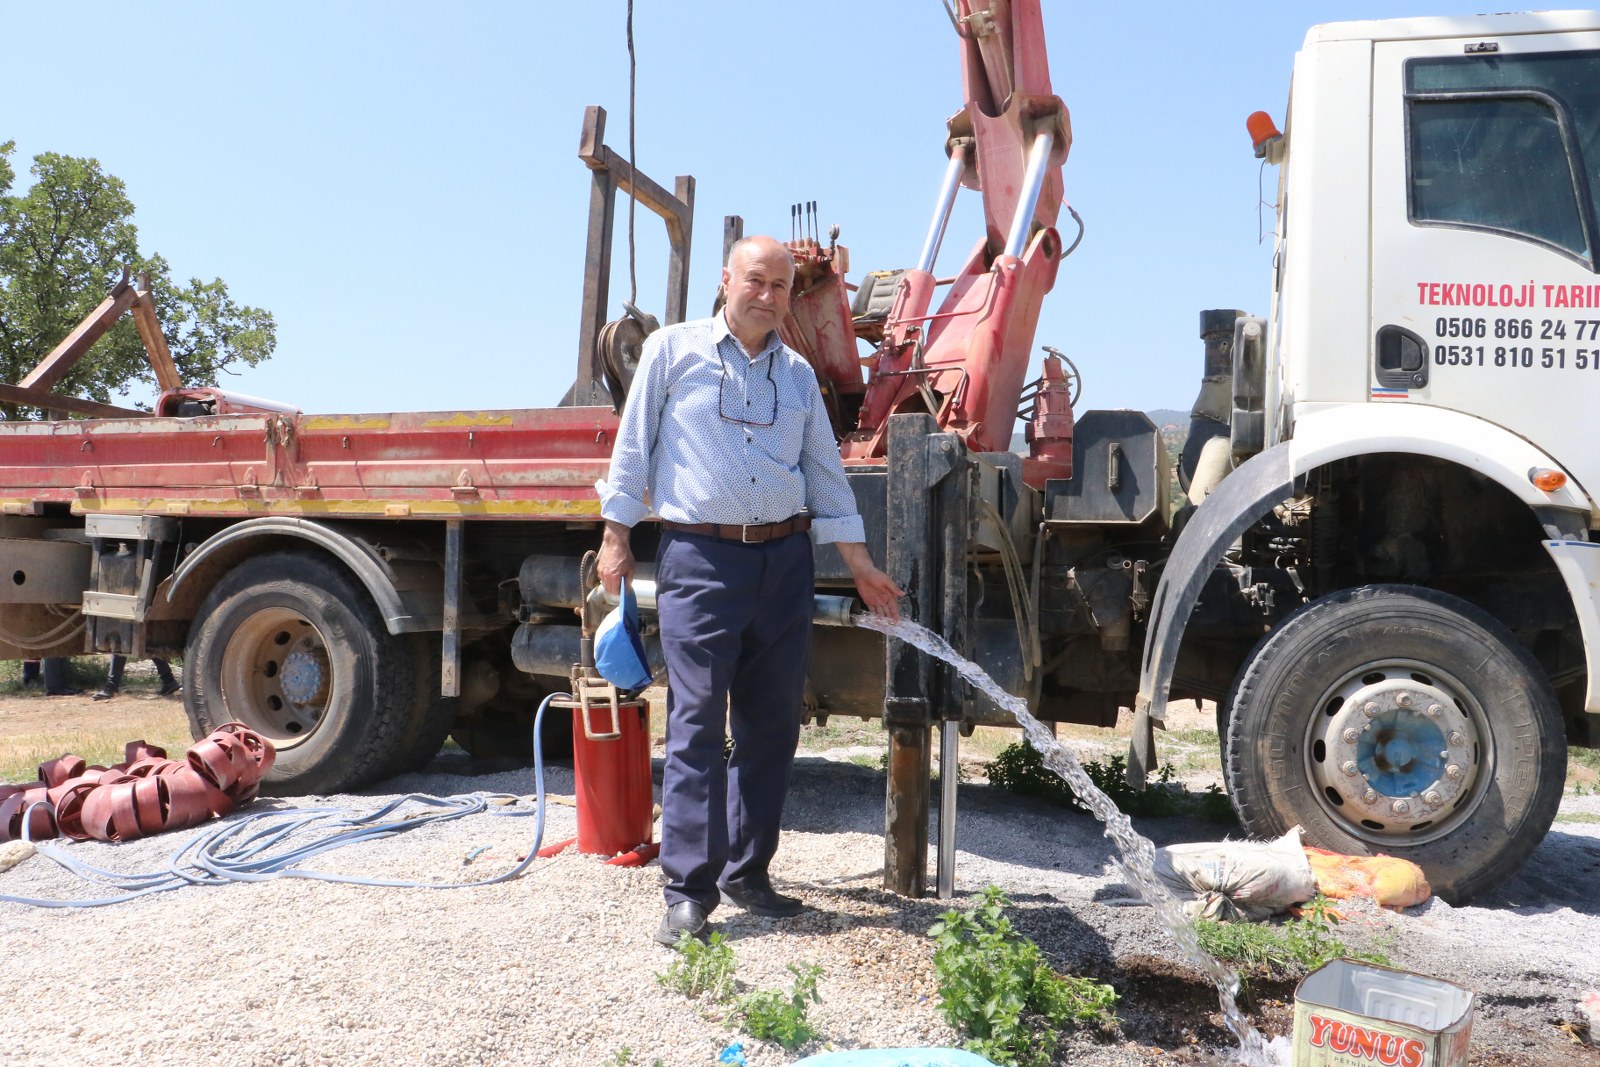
[{"xmin": 1406, "ymin": 52, "xmax": 1600, "ymax": 270}]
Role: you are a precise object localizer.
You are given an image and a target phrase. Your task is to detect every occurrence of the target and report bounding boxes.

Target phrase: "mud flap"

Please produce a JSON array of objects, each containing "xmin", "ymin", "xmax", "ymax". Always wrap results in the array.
[
  {"xmin": 1128, "ymin": 444, "xmax": 1295, "ymax": 784},
  {"xmin": 1544, "ymin": 539, "xmax": 1600, "ymax": 713}
]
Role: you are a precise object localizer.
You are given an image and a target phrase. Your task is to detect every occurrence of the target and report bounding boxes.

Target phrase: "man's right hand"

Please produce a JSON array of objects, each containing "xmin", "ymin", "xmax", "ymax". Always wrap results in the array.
[{"xmin": 597, "ymin": 520, "xmax": 636, "ymax": 596}]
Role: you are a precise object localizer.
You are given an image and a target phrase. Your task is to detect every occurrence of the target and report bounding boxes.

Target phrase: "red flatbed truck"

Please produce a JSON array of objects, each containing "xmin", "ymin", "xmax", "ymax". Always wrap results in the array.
[{"xmin": 6, "ymin": 4, "xmax": 1599, "ymax": 907}]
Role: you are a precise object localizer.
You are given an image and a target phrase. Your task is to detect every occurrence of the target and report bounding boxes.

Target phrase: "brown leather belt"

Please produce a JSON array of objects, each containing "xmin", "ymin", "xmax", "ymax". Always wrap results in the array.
[{"xmin": 662, "ymin": 514, "xmax": 812, "ymax": 543}]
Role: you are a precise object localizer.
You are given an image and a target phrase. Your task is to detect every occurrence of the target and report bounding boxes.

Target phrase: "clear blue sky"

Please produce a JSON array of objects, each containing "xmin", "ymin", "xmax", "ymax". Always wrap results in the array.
[{"xmin": 3, "ymin": 1, "xmax": 1483, "ymax": 416}]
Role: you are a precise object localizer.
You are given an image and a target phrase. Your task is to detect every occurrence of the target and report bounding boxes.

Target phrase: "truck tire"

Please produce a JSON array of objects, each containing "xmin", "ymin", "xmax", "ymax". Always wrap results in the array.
[
  {"xmin": 184, "ymin": 551, "xmax": 412, "ymax": 796},
  {"xmin": 389, "ymin": 634, "xmax": 457, "ymax": 774},
  {"xmin": 1223, "ymin": 584, "xmax": 1565, "ymax": 904}
]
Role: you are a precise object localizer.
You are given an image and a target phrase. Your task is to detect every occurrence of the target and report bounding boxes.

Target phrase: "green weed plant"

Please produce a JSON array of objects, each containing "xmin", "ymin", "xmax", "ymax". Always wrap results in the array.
[
  {"xmin": 656, "ymin": 931, "xmax": 737, "ymax": 1000},
  {"xmin": 657, "ymin": 934, "xmax": 827, "ymax": 1052},
  {"xmin": 929, "ymin": 885, "xmax": 1117, "ymax": 1067},
  {"xmin": 735, "ymin": 963, "xmax": 824, "ymax": 1051}
]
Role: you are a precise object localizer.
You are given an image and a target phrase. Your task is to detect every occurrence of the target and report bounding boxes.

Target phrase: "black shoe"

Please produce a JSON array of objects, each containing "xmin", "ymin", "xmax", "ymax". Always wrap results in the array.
[
  {"xmin": 46, "ymin": 686, "xmax": 83, "ymax": 697},
  {"xmin": 158, "ymin": 681, "xmax": 182, "ymax": 697},
  {"xmin": 92, "ymin": 687, "xmax": 116, "ymax": 701},
  {"xmin": 654, "ymin": 901, "xmax": 710, "ymax": 947},
  {"xmin": 719, "ymin": 881, "xmax": 805, "ymax": 918}
]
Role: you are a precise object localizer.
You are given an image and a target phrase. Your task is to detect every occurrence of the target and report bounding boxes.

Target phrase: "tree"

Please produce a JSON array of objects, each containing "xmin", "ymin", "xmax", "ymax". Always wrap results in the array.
[{"xmin": 0, "ymin": 140, "xmax": 275, "ymax": 419}]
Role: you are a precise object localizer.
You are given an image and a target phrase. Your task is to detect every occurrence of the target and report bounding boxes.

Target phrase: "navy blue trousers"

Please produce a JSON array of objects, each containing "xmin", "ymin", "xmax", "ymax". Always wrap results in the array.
[{"xmin": 655, "ymin": 528, "xmax": 813, "ymax": 911}]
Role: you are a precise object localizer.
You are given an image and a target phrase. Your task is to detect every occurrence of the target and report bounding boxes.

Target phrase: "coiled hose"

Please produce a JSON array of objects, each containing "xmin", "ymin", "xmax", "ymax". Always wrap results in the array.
[{"xmin": 0, "ymin": 693, "xmax": 565, "ymax": 908}]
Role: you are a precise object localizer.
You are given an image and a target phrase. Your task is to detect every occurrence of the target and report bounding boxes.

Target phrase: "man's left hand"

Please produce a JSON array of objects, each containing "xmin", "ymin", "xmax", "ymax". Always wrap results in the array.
[{"xmin": 836, "ymin": 541, "xmax": 905, "ymax": 621}]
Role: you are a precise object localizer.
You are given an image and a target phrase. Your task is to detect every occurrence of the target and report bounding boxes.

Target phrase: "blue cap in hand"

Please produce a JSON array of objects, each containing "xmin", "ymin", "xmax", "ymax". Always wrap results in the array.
[{"xmin": 593, "ymin": 576, "xmax": 652, "ymax": 691}]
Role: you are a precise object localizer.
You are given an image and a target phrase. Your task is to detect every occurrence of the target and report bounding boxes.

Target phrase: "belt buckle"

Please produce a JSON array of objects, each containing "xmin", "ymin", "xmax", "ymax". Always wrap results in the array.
[{"xmin": 741, "ymin": 523, "xmax": 762, "ymax": 543}]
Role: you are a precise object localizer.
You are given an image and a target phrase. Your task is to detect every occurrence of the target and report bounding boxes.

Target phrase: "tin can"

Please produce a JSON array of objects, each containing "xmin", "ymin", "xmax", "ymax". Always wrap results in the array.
[{"xmin": 1293, "ymin": 959, "xmax": 1473, "ymax": 1067}]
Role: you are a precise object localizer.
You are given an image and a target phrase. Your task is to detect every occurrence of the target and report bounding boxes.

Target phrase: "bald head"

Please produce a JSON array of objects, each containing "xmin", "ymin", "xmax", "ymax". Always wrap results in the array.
[{"xmin": 722, "ymin": 236, "xmax": 794, "ymax": 355}]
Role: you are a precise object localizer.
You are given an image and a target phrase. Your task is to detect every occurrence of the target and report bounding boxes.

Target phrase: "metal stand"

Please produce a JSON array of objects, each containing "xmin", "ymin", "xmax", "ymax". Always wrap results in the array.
[
  {"xmin": 568, "ymin": 105, "xmax": 695, "ymax": 407},
  {"xmin": 882, "ymin": 413, "xmax": 971, "ymax": 898}
]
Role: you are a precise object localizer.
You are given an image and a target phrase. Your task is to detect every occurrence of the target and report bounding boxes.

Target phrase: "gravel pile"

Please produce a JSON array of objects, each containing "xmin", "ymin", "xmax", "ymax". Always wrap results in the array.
[{"xmin": 3, "ymin": 739, "xmax": 1599, "ymax": 1067}]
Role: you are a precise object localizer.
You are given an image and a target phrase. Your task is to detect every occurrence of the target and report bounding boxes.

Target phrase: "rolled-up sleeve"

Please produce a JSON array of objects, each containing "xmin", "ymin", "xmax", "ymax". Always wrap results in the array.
[
  {"xmin": 798, "ymin": 379, "xmax": 866, "ymax": 545},
  {"xmin": 595, "ymin": 336, "xmax": 667, "ymax": 528}
]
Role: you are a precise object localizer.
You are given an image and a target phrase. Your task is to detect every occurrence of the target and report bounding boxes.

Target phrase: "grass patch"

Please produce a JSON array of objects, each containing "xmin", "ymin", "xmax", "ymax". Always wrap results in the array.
[
  {"xmin": 656, "ymin": 932, "xmax": 827, "ymax": 1052},
  {"xmin": 1555, "ymin": 811, "xmax": 1600, "ymax": 824},
  {"xmin": 1568, "ymin": 746, "xmax": 1600, "ymax": 774},
  {"xmin": 984, "ymin": 741, "xmax": 1236, "ymax": 823},
  {"xmin": 0, "ymin": 656, "xmax": 112, "ymax": 694},
  {"xmin": 1196, "ymin": 896, "xmax": 1392, "ymax": 981},
  {"xmin": 0, "ymin": 702, "xmax": 192, "ymax": 783}
]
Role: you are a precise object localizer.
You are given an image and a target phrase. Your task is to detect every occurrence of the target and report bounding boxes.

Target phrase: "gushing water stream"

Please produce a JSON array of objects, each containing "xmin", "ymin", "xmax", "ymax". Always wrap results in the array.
[{"xmin": 854, "ymin": 614, "xmax": 1288, "ymax": 1067}]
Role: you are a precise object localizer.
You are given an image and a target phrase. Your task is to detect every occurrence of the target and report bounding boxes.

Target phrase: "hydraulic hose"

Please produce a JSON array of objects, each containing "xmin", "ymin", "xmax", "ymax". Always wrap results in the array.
[{"xmin": 0, "ymin": 693, "xmax": 566, "ymax": 908}]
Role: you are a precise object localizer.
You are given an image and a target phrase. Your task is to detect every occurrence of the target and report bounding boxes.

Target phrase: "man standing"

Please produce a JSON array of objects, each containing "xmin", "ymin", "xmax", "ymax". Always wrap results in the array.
[{"xmin": 597, "ymin": 235, "xmax": 902, "ymax": 947}]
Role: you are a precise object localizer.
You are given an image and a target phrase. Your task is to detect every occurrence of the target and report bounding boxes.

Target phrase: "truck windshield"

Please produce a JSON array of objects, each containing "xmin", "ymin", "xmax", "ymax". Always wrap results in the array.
[{"xmin": 1406, "ymin": 51, "xmax": 1600, "ymax": 269}]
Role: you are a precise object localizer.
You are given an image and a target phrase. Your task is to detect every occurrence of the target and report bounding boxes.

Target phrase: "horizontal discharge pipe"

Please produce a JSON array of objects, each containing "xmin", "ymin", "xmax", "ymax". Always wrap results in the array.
[{"xmin": 585, "ymin": 580, "xmax": 858, "ymax": 627}]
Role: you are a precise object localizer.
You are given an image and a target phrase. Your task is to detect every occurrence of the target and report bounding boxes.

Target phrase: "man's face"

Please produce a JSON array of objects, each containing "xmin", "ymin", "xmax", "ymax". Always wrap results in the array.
[{"xmin": 722, "ymin": 239, "xmax": 793, "ymax": 344}]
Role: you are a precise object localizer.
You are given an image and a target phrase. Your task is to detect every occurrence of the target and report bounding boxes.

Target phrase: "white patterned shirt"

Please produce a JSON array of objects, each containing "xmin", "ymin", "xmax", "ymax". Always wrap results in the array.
[{"xmin": 596, "ymin": 312, "xmax": 866, "ymax": 544}]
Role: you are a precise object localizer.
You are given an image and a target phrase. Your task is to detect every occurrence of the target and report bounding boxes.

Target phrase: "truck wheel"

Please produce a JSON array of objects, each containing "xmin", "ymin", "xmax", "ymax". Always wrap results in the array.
[
  {"xmin": 184, "ymin": 551, "xmax": 412, "ymax": 796},
  {"xmin": 1223, "ymin": 584, "xmax": 1565, "ymax": 904},
  {"xmin": 389, "ymin": 634, "xmax": 458, "ymax": 774}
]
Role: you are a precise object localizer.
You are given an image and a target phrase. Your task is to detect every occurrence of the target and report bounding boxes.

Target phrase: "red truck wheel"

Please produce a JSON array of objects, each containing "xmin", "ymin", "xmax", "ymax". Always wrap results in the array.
[
  {"xmin": 1223, "ymin": 584, "xmax": 1566, "ymax": 904},
  {"xmin": 184, "ymin": 551, "xmax": 413, "ymax": 795}
]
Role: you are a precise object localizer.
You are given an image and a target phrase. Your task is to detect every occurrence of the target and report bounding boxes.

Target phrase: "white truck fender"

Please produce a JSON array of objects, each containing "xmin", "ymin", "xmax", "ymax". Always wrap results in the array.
[
  {"xmin": 1130, "ymin": 405, "xmax": 1595, "ymax": 781},
  {"xmin": 1545, "ymin": 540, "xmax": 1600, "ymax": 713}
]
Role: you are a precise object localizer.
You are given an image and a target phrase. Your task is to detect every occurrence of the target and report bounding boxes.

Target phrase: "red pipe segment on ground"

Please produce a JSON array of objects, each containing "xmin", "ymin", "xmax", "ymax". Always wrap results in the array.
[{"xmin": 0, "ymin": 724, "xmax": 275, "ymax": 844}]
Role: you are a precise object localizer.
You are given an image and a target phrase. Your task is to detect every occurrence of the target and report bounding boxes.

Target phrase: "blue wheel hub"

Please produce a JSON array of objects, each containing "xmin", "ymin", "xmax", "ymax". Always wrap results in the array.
[
  {"xmin": 281, "ymin": 649, "xmax": 328, "ymax": 706},
  {"xmin": 1308, "ymin": 667, "xmax": 1483, "ymax": 842}
]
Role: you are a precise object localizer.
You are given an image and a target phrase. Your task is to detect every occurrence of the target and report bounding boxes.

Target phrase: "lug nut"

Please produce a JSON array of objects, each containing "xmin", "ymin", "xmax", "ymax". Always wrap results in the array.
[
  {"xmin": 1341, "ymin": 761, "xmax": 1359, "ymax": 776},
  {"xmin": 1448, "ymin": 731, "xmax": 1466, "ymax": 747},
  {"xmin": 1396, "ymin": 692, "xmax": 1413, "ymax": 707},
  {"xmin": 1342, "ymin": 728, "xmax": 1359, "ymax": 744},
  {"xmin": 1445, "ymin": 764, "xmax": 1463, "ymax": 780},
  {"xmin": 1392, "ymin": 799, "xmax": 1411, "ymax": 815},
  {"xmin": 1423, "ymin": 790, "xmax": 1444, "ymax": 808},
  {"xmin": 1426, "ymin": 704, "xmax": 1443, "ymax": 718},
  {"xmin": 1363, "ymin": 702, "xmax": 1379, "ymax": 717},
  {"xmin": 1362, "ymin": 789, "xmax": 1379, "ymax": 803}
]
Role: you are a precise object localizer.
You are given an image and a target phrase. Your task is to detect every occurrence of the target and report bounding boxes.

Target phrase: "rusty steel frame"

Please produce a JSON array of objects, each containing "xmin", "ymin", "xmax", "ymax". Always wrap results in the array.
[
  {"xmin": 8, "ymin": 267, "xmax": 181, "ymax": 419},
  {"xmin": 569, "ymin": 105, "xmax": 695, "ymax": 407}
]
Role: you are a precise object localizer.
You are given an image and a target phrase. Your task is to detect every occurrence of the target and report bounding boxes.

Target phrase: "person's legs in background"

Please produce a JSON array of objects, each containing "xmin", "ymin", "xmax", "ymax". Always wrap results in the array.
[
  {"xmin": 94, "ymin": 654, "xmax": 127, "ymax": 701},
  {"xmin": 42, "ymin": 657, "xmax": 81, "ymax": 697},
  {"xmin": 153, "ymin": 656, "xmax": 180, "ymax": 696}
]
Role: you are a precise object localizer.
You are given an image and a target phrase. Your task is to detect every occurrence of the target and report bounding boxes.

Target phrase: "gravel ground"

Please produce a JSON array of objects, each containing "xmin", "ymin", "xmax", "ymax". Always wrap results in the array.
[{"xmin": 3, "ymin": 725, "xmax": 1600, "ymax": 1067}]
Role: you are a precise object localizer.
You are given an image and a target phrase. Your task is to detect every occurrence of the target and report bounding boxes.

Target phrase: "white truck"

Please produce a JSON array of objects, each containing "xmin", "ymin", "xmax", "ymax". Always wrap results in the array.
[{"xmin": 1138, "ymin": 10, "xmax": 1600, "ymax": 904}]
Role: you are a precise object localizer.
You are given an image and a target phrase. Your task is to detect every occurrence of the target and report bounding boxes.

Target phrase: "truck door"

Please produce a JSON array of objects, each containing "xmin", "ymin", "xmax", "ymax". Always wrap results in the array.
[{"xmin": 1369, "ymin": 30, "xmax": 1600, "ymax": 503}]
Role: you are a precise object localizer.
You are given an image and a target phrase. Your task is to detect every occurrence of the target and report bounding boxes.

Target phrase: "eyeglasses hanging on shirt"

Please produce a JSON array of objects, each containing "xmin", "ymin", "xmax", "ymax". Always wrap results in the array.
[{"xmin": 716, "ymin": 345, "xmax": 779, "ymax": 427}]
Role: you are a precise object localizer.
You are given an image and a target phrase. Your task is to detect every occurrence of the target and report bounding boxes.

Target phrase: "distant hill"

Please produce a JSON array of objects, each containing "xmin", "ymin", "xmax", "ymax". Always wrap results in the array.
[{"xmin": 1146, "ymin": 407, "xmax": 1188, "ymax": 431}]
